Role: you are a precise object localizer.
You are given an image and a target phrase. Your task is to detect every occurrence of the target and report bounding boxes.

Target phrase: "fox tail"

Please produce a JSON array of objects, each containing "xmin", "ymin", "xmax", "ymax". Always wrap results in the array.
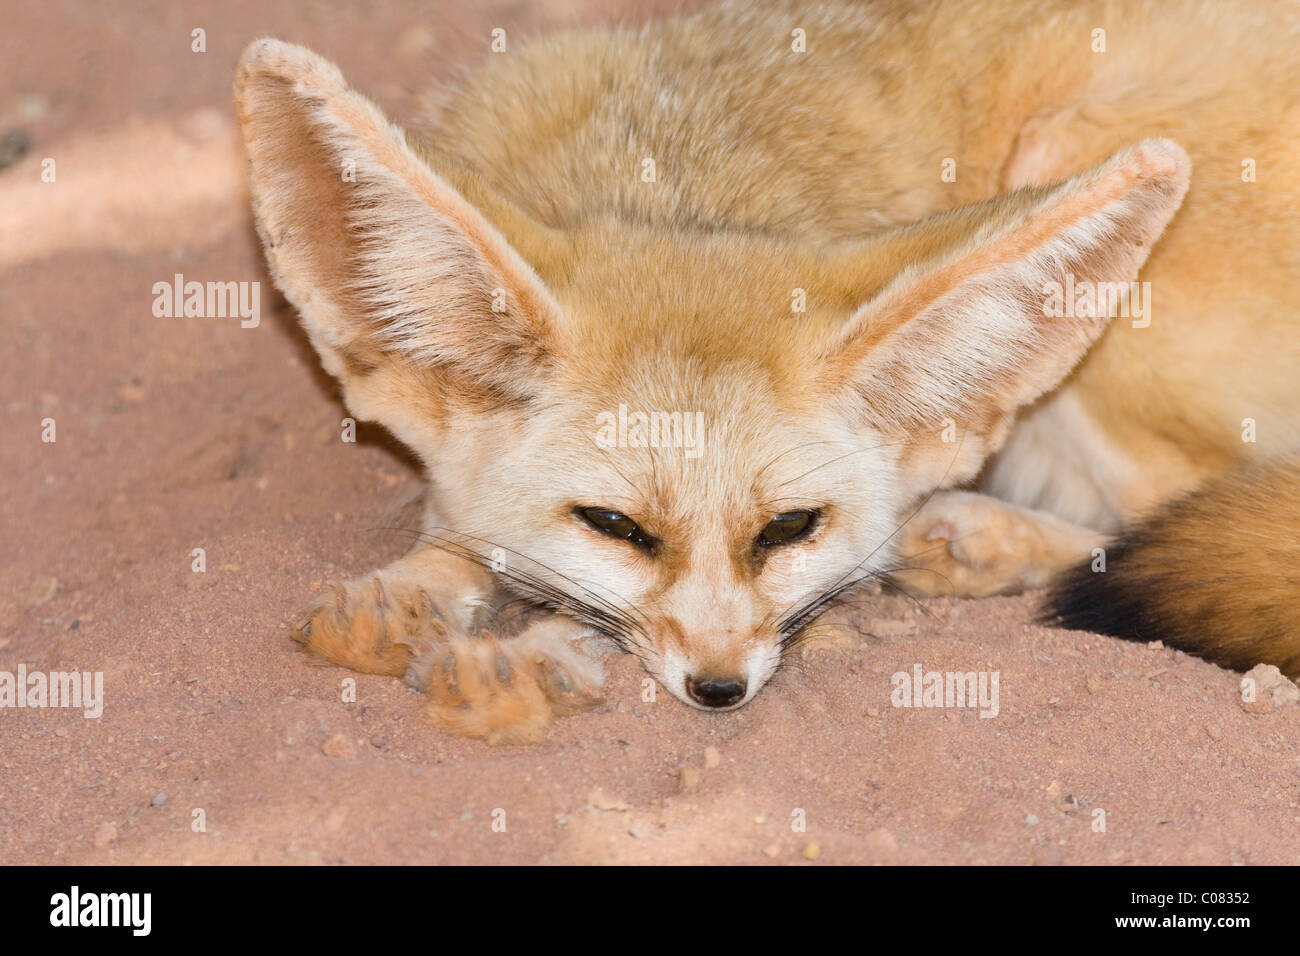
[{"xmin": 1044, "ymin": 458, "xmax": 1300, "ymax": 677}]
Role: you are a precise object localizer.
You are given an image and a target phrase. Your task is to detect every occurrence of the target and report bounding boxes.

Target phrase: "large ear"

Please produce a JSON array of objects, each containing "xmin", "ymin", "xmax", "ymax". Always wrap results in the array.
[
  {"xmin": 822, "ymin": 139, "xmax": 1189, "ymax": 480},
  {"xmin": 234, "ymin": 39, "xmax": 562, "ymax": 419}
]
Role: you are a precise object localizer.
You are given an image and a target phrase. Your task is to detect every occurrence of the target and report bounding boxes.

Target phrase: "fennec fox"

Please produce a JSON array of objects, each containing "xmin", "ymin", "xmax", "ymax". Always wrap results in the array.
[{"xmin": 235, "ymin": 0, "xmax": 1300, "ymax": 743}]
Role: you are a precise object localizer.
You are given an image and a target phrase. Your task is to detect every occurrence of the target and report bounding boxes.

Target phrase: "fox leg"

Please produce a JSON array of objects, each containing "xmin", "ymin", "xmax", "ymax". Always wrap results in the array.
[
  {"xmin": 890, "ymin": 490, "xmax": 1105, "ymax": 598},
  {"xmin": 293, "ymin": 547, "xmax": 608, "ymax": 744}
]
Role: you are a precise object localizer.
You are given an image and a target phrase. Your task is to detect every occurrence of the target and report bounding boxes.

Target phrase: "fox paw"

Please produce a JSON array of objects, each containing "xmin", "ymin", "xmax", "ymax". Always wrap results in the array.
[
  {"xmin": 293, "ymin": 573, "xmax": 458, "ymax": 676},
  {"xmin": 890, "ymin": 491, "xmax": 1100, "ymax": 598},
  {"xmin": 291, "ymin": 552, "xmax": 607, "ymax": 744},
  {"xmin": 890, "ymin": 495, "xmax": 1011, "ymax": 598},
  {"xmin": 406, "ymin": 617, "xmax": 608, "ymax": 746}
]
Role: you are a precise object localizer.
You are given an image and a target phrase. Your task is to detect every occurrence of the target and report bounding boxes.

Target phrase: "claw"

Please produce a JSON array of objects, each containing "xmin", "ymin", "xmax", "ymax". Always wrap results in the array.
[
  {"xmin": 552, "ymin": 667, "xmax": 573, "ymax": 694},
  {"xmin": 329, "ymin": 582, "xmax": 349, "ymax": 615},
  {"xmin": 466, "ymin": 599, "xmax": 492, "ymax": 636},
  {"xmin": 402, "ymin": 637, "xmax": 437, "ymax": 690},
  {"xmin": 535, "ymin": 655, "xmax": 572, "ymax": 695},
  {"xmin": 418, "ymin": 588, "xmax": 443, "ymax": 623},
  {"xmin": 495, "ymin": 652, "xmax": 512, "ymax": 684},
  {"xmin": 440, "ymin": 652, "xmax": 461, "ymax": 696}
]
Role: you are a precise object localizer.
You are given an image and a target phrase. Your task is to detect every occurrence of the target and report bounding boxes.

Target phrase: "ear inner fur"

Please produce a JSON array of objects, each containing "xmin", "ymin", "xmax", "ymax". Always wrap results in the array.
[
  {"xmin": 821, "ymin": 140, "xmax": 1190, "ymax": 445},
  {"xmin": 233, "ymin": 38, "xmax": 564, "ymax": 407}
]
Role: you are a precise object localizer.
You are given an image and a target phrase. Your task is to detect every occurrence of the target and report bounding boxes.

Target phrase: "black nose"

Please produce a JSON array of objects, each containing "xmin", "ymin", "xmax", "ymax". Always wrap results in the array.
[{"xmin": 686, "ymin": 676, "xmax": 747, "ymax": 708}]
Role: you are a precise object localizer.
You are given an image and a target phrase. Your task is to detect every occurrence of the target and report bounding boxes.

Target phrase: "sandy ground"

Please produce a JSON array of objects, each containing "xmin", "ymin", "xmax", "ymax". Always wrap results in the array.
[{"xmin": 2, "ymin": 0, "xmax": 1298, "ymax": 866}]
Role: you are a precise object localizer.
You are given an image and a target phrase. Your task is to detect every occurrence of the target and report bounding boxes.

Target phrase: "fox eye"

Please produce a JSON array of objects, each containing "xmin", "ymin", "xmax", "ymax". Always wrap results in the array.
[
  {"xmin": 576, "ymin": 507, "xmax": 658, "ymax": 552},
  {"xmin": 756, "ymin": 510, "xmax": 817, "ymax": 547}
]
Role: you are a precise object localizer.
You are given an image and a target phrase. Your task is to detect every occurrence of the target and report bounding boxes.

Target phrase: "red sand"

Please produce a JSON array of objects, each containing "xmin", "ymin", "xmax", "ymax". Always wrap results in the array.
[{"xmin": 2, "ymin": 0, "xmax": 1297, "ymax": 865}]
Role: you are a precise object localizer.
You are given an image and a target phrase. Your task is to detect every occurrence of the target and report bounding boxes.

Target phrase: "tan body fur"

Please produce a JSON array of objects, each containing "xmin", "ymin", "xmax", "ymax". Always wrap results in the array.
[
  {"xmin": 434, "ymin": 0, "xmax": 1300, "ymax": 524},
  {"xmin": 235, "ymin": 0, "xmax": 1300, "ymax": 742}
]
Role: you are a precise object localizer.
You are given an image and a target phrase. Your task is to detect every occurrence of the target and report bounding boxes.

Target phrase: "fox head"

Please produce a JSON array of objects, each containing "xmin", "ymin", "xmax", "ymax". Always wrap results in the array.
[{"xmin": 236, "ymin": 40, "xmax": 1188, "ymax": 710}]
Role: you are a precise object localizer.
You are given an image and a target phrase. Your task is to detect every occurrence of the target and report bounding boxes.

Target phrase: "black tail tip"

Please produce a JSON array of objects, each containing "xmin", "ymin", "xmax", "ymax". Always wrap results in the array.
[{"xmin": 1039, "ymin": 548, "xmax": 1157, "ymax": 646}]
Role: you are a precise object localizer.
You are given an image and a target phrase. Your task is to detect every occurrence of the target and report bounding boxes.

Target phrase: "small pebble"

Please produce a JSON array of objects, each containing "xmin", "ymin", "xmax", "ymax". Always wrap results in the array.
[
  {"xmin": 866, "ymin": 618, "xmax": 916, "ymax": 638},
  {"xmin": 703, "ymin": 746, "xmax": 720, "ymax": 769},
  {"xmin": 588, "ymin": 788, "xmax": 630, "ymax": 811},
  {"xmin": 1239, "ymin": 664, "xmax": 1300, "ymax": 714},
  {"xmin": 802, "ymin": 841, "xmax": 821, "ymax": 860},
  {"xmin": 321, "ymin": 731, "xmax": 357, "ymax": 759},
  {"xmin": 18, "ymin": 94, "xmax": 47, "ymax": 120},
  {"xmin": 93, "ymin": 822, "xmax": 118, "ymax": 848},
  {"xmin": 27, "ymin": 574, "xmax": 59, "ymax": 607},
  {"xmin": 150, "ymin": 792, "xmax": 168, "ymax": 807},
  {"xmin": 0, "ymin": 129, "xmax": 29, "ymax": 171}
]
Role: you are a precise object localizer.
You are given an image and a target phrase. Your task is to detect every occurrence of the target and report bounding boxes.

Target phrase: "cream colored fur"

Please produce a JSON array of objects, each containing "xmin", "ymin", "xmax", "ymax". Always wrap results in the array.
[{"xmin": 235, "ymin": 0, "xmax": 1300, "ymax": 741}]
